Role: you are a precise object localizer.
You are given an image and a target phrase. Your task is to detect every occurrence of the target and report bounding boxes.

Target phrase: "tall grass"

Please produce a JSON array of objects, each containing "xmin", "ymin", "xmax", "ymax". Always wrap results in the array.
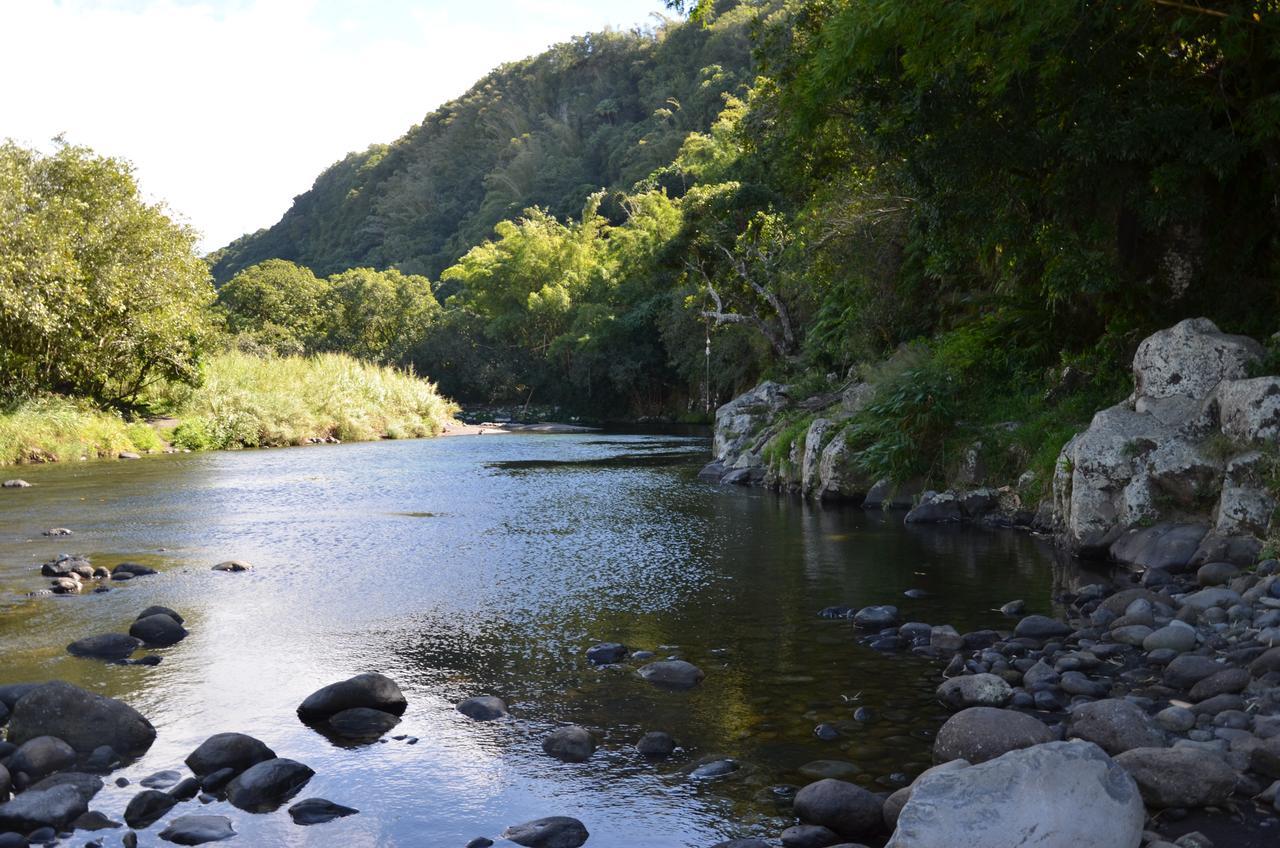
[{"xmin": 0, "ymin": 351, "xmax": 459, "ymax": 465}]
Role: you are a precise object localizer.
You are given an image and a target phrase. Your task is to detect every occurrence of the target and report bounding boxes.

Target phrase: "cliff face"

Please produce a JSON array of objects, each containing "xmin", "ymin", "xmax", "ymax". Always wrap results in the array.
[{"xmin": 704, "ymin": 318, "xmax": 1280, "ymax": 569}]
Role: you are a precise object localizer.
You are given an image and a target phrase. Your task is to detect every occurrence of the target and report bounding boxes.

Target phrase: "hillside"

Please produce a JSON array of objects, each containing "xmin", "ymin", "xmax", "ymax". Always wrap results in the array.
[{"xmin": 209, "ymin": 7, "xmax": 754, "ymax": 283}]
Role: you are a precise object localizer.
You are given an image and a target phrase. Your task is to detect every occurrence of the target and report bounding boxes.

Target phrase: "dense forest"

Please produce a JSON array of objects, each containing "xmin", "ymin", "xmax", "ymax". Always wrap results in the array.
[{"xmin": 6, "ymin": 0, "xmax": 1280, "ymax": 487}]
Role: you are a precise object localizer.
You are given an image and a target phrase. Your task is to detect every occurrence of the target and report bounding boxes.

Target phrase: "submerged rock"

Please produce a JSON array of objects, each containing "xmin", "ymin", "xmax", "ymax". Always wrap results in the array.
[
  {"xmin": 585, "ymin": 643, "xmax": 628, "ymax": 665},
  {"xmin": 67, "ymin": 634, "xmax": 143, "ymax": 661},
  {"xmin": 457, "ymin": 696, "xmax": 508, "ymax": 721},
  {"xmin": 542, "ymin": 726, "xmax": 596, "ymax": 763},
  {"xmin": 637, "ymin": 660, "xmax": 705, "ymax": 690},
  {"xmin": 637, "ymin": 731, "xmax": 676, "ymax": 757},
  {"xmin": 158, "ymin": 814, "xmax": 236, "ymax": 844},
  {"xmin": 888, "ymin": 741, "xmax": 1143, "ymax": 848},
  {"xmin": 327, "ymin": 707, "xmax": 401, "ymax": 740},
  {"xmin": 287, "ymin": 798, "xmax": 358, "ymax": 825}
]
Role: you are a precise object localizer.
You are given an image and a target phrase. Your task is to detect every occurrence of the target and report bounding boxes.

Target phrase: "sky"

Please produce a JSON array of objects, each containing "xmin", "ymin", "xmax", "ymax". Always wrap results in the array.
[{"xmin": 1, "ymin": 0, "xmax": 669, "ymax": 253}]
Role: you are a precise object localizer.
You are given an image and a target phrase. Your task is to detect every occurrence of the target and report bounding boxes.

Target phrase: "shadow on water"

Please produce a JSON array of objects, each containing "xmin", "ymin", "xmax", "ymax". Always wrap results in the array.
[{"xmin": 0, "ymin": 433, "xmax": 1171, "ymax": 846}]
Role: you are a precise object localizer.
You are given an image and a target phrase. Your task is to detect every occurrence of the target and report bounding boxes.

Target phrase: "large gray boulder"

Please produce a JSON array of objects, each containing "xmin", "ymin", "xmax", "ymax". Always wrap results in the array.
[
  {"xmin": 1066, "ymin": 699, "xmax": 1163, "ymax": 755},
  {"xmin": 887, "ymin": 741, "xmax": 1144, "ymax": 848},
  {"xmin": 800, "ymin": 418, "xmax": 835, "ymax": 497},
  {"xmin": 224, "ymin": 758, "xmax": 314, "ymax": 812},
  {"xmin": 185, "ymin": 733, "xmax": 277, "ymax": 777},
  {"xmin": 296, "ymin": 673, "xmax": 406, "ymax": 721},
  {"xmin": 934, "ymin": 707, "xmax": 1054, "ymax": 764},
  {"xmin": 712, "ymin": 381, "xmax": 791, "ymax": 466},
  {"xmin": 0, "ymin": 784, "xmax": 88, "ymax": 832},
  {"xmin": 1113, "ymin": 747, "xmax": 1236, "ymax": 808},
  {"xmin": 1053, "ymin": 318, "xmax": 1275, "ymax": 560},
  {"xmin": 6, "ymin": 681, "xmax": 155, "ymax": 757},
  {"xmin": 814, "ymin": 427, "xmax": 871, "ymax": 501},
  {"xmin": 936, "ymin": 674, "xmax": 1012, "ymax": 709},
  {"xmin": 501, "ymin": 816, "xmax": 590, "ymax": 848}
]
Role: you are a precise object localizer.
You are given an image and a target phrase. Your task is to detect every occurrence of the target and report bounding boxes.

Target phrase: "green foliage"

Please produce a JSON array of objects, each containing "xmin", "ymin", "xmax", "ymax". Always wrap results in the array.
[
  {"xmin": 216, "ymin": 259, "xmax": 328, "ymax": 355},
  {"xmin": 0, "ymin": 397, "xmax": 149, "ymax": 464},
  {"xmin": 0, "ymin": 140, "xmax": 215, "ymax": 405}
]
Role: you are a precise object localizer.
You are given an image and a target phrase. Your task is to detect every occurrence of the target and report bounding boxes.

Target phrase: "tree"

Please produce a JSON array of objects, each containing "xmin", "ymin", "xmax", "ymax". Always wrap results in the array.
[
  {"xmin": 318, "ymin": 267, "xmax": 439, "ymax": 364},
  {"xmin": 0, "ymin": 139, "xmax": 214, "ymax": 404},
  {"xmin": 216, "ymin": 259, "xmax": 329, "ymax": 355}
]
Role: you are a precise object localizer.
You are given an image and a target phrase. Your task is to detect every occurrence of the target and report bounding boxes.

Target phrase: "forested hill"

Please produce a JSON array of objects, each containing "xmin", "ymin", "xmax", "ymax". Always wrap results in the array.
[{"xmin": 208, "ymin": 7, "xmax": 753, "ymax": 283}]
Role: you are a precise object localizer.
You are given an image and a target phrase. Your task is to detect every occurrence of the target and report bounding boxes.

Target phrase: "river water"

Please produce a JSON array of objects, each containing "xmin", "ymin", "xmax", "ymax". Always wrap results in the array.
[{"xmin": 0, "ymin": 434, "xmax": 1097, "ymax": 846}]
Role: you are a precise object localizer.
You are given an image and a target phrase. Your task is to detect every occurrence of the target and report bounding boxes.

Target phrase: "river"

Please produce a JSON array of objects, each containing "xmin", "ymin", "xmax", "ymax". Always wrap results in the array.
[{"xmin": 0, "ymin": 433, "xmax": 1096, "ymax": 846}]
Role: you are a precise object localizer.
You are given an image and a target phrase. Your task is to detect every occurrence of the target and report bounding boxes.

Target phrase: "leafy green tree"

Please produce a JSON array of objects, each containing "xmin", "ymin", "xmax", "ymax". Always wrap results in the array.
[
  {"xmin": 216, "ymin": 259, "xmax": 329, "ymax": 355},
  {"xmin": 318, "ymin": 267, "xmax": 439, "ymax": 364},
  {"xmin": 0, "ymin": 139, "xmax": 214, "ymax": 404}
]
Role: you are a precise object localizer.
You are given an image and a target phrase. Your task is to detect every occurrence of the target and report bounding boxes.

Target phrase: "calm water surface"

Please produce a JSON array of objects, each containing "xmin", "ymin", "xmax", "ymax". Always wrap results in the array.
[{"xmin": 0, "ymin": 434, "xmax": 1096, "ymax": 846}]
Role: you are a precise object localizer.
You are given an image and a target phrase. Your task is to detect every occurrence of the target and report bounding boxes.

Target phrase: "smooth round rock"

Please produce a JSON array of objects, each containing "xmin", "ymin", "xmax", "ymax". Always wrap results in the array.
[
  {"xmin": 457, "ymin": 696, "xmax": 508, "ymax": 721},
  {"xmin": 224, "ymin": 758, "xmax": 314, "ymax": 812},
  {"xmin": 123, "ymin": 789, "xmax": 179, "ymax": 829},
  {"xmin": 6, "ymin": 682, "xmax": 156, "ymax": 757},
  {"xmin": 297, "ymin": 673, "xmax": 407, "ymax": 720},
  {"xmin": 637, "ymin": 660, "xmax": 705, "ymax": 690},
  {"xmin": 185, "ymin": 733, "xmax": 277, "ymax": 777},
  {"xmin": 542, "ymin": 726, "xmax": 596, "ymax": 763},
  {"xmin": 287, "ymin": 798, "xmax": 359, "ymax": 825},
  {"xmin": 637, "ymin": 731, "xmax": 676, "ymax": 757},
  {"xmin": 1143, "ymin": 625, "xmax": 1196, "ymax": 653},
  {"xmin": 157, "ymin": 815, "xmax": 236, "ymax": 844},
  {"xmin": 934, "ymin": 707, "xmax": 1054, "ymax": 764},
  {"xmin": 936, "ymin": 674, "xmax": 1012, "ymax": 709},
  {"xmin": 585, "ymin": 643, "xmax": 628, "ymax": 664},
  {"xmin": 1113, "ymin": 747, "xmax": 1236, "ymax": 808},
  {"xmin": 1066, "ymin": 699, "xmax": 1163, "ymax": 755},
  {"xmin": 500, "ymin": 816, "xmax": 589, "ymax": 848},
  {"xmin": 327, "ymin": 707, "xmax": 401, "ymax": 740},
  {"xmin": 211, "ymin": 560, "xmax": 251, "ymax": 572},
  {"xmin": 67, "ymin": 634, "xmax": 143, "ymax": 661},
  {"xmin": 793, "ymin": 779, "xmax": 881, "ymax": 839},
  {"xmin": 129, "ymin": 614, "xmax": 188, "ymax": 647},
  {"xmin": 8, "ymin": 737, "xmax": 76, "ymax": 783}
]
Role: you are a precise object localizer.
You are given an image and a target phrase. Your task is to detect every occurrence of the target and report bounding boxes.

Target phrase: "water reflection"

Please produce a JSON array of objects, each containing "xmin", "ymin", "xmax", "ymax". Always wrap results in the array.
[{"xmin": 0, "ymin": 436, "xmax": 1104, "ymax": 846}]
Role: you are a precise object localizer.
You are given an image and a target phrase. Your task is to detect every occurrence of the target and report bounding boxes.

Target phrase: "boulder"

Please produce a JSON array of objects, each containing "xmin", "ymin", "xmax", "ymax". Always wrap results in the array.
[
  {"xmin": 1066, "ymin": 700, "xmax": 1163, "ymax": 755},
  {"xmin": 542, "ymin": 726, "xmax": 596, "ymax": 763},
  {"xmin": 224, "ymin": 758, "xmax": 314, "ymax": 812},
  {"xmin": 185, "ymin": 733, "xmax": 277, "ymax": 777},
  {"xmin": 0, "ymin": 784, "xmax": 88, "ymax": 832},
  {"xmin": 1014, "ymin": 615, "xmax": 1072, "ymax": 640},
  {"xmin": 780, "ymin": 824, "xmax": 843, "ymax": 848},
  {"xmin": 8, "ymin": 737, "xmax": 76, "ymax": 782},
  {"xmin": 934, "ymin": 707, "xmax": 1054, "ymax": 764},
  {"xmin": 457, "ymin": 696, "xmax": 508, "ymax": 721},
  {"xmin": 887, "ymin": 741, "xmax": 1144, "ymax": 848},
  {"xmin": 637, "ymin": 660, "xmax": 705, "ymax": 690},
  {"xmin": 211, "ymin": 560, "xmax": 251, "ymax": 572},
  {"xmin": 287, "ymin": 798, "xmax": 359, "ymax": 825},
  {"xmin": 66, "ymin": 634, "xmax": 143, "ymax": 661},
  {"xmin": 637, "ymin": 731, "xmax": 676, "ymax": 757},
  {"xmin": 585, "ymin": 643, "xmax": 627, "ymax": 665},
  {"xmin": 129, "ymin": 614, "xmax": 188, "ymax": 646},
  {"xmin": 112, "ymin": 562, "xmax": 157, "ymax": 577},
  {"xmin": 123, "ymin": 789, "xmax": 179, "ymax": 829},
  {"xmin": 793, "ymin": 779, "xmax": 881, "ymax": 840},
  {"xmin": 1110, "ymin": 524, "xmax": 1209, "ymax": 572},
  {"xmin": 852, "ymin": 606, "xmax": 898, "ymax": 628},
  {"xmin": 711, "ymin": 381, "xmax": 792, "ymax": 470},
  {"xmin": 158, "ymin": 814, "xmax": 236, "ymax": 844},
  {"xmin": 1215, "ymin": 376, "xmax": 1280, "ymax": 444},
  {"xmin": 296, "ymin": 673, "xmax": 407, "ymax": 720},
  {"xmin": 6, "ymin": 682, "xmax": 155, "ymax": 757},
  {"xmin": 501, "ymin": 816, "xmax": 590, "ymax": 848},
  {"xmin": 1163, "ymin": 655, "xmax": 1226, "ymax": 689},
  {"xmin": 1114, "ymin": 747, "xmax": 1236, "ymax": 808},
  {"xmin": 800, "ymin": 418, "xmax": 835, "ymax": 496},
  {"xmin": 815, "ymin": 428, "xmax": 871, "ymax": 501},
  {"xmin": 28, "ymin": 772, "xmax": 102, "ymax": 805},
  {"xmin": 936, "ymin": 674, "xmax": 1012, "ymax": 709},
  {"xmin": 137, "ymin": 606, "xmax": 184, "ymax": 624}
]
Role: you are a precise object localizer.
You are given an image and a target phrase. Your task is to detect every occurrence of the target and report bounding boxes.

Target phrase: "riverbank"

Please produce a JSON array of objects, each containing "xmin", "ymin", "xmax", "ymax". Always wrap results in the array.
[{"xmin": 0, "ymin": 351, "xmax": 457, "ymax": 467}]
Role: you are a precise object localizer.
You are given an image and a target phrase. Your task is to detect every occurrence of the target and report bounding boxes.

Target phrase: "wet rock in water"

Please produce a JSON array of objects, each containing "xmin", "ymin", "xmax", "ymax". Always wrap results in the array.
[
  {"xmin": 112, "ymin": 563, "xmax": 157, "ymax": 578},
  {"xmin": 542, "ymin": 726, "xmax": 596, "ymax": 763},
  {"xmin": 67, "ymin": 634, "xmax": 144, "ymax": 661},
  {"xmin": 0, "ymin": 784, "xmax": 88, "ymax": 832},
  {"xmin": 123, "ymin": 789, "xmax": 179, "ymax": 829},
  {"xmin": 1114, "ymin": 747, "xmax": 1236, "ymax": 808},
  {"xmin": 853, "ymin": 605, "xmax": 898, "ymax": 628},
  {"xmin": 185, "ymin": 733, "xmax": 277, "ymax": 777},
  {"xmin": 169, "ymin": 777, "xmax": 201, "ymax": 801},
  {"xmin": 200, "ymin": 769, "xmax": 236, "ymax": 794},
  {"xmin": 793, "ymin": 779, "xmax": 882, "ymax": 840},
  {"xmin": 297, "ymin": 673, "xmax": 407, "ymax": 721},
  {"xmin": 158, "ymin": 814, "xmax": 236, "ymax": 844},
  {"xmin": 8, "ymin": 737, "xmax": 76, "ymax": 783},
  {"xmin": 710, "ymin": 841, "xmax": 771, "ymax": 848},
  {"xmin": 325, "ymin": 708, "xmax": 400, "ymax": 741},
  {"xmin": 904, "ymin": 589, "xmax": 928, "ymax": 599},
  {"xmin": 71, "ymin": 809, "xmax": 121, "ymax": 830},
  {"xmin": 637, "ymin": 660, "xmax": 705, "ymax": 690},
  {"xmin": 137, "ymin": 606, "xmax": 184, "ymax": 624},
  {"xmin": 501, "ymin": 815, "xmax": 590, "ymax": 848},
  {"xmin": 466, "ymin": 839, "xmax": 496, "ymax": 848},
  {"xmin": 585, "ymin": 643, "xmax": 628, "ymax": 665},
  {"xmin": 637, "ymin": 731, "xmax": 676, "ymax": 758},
  {"xmin": 999, "ymin": 600, "xmax": 1025, "ymax": 616},
  {"xmin": 26, "ymin": 772, "xmax": 102, "ymax": 806},
  {"xmin": 813, "ymin": 723, "xmax": 840, "ymax": 741},
  {"xmin": 457, "ymin": 696, "xmax": 508, "ymax": 721},
  {"xmin": 934, "ymin": 707, "xmax": 1055, "ymax": 764},
  {"xmin": 225, "ymin": 758, "xmax": 314, "ymax": 812},
  {"xmin": 119, "ymin": 451, "xmax": 140, "ymax": 460},
  {"xmin": 140, "ymin": 770, "xmax": 183, "ymax": 789},
  {"xmin": 1066, "ymin": 699, "xmax": 1164, "ymax": 755},
  {"xmin": 287, "ymin": 798, "xmax": 358, "ymax": 825},
  {"xmin": 1014, "ymin": 615, "xmax": 1072, "ymax": 640},
  {"xmin": 936, "ymin": 673, "xmax": 1012, "ymax": 709},
  {"xmin": 129, "ymin": 614, "xmax": 188, "ymax": 647},
  {"xmin": 211, "ymin": 560, "xmax": 251, "ymax": 572},
  {"xmin": 690, "ymin": 759, "xmax": 739, "ymax": 780},
  {"xmin": 780, "ymin": 823, "xmax": 843, "ymax": 848},
  {"xmin": 887, "ymin": 741, "xmax": 1143, "ymax": 848},
  {"xmin": 2, "ymin": 479, "xmax": 31, "ymax": 488},
  {"xmin": 6, "ymin": 682, "xmax": 155, "ymax": 758}
]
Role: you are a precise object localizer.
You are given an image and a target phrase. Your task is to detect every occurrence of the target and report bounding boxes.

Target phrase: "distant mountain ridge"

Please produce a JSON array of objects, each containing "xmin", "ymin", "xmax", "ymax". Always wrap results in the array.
[{"xmin": 209, "ymin": 8, "xmax": 754, "ymax": 283}]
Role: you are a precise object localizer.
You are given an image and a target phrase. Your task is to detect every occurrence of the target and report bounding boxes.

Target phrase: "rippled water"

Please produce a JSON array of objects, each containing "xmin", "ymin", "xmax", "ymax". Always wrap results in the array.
[{"xmin": 0, "ymin": 434, "xmax": 1095, "ymax": 846}]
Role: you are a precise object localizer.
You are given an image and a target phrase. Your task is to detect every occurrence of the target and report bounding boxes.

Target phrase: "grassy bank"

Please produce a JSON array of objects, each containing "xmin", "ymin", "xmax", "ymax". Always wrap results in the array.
[{"xmin": 0, "ymin": 351, "xmax": 458, "ymax": 465}]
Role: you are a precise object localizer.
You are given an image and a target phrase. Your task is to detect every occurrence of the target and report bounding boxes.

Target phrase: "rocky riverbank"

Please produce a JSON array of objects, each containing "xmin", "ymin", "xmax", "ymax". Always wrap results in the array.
[{"xmin": 701, "ymin": 318, "xmax": 1280, "ymax": 574}]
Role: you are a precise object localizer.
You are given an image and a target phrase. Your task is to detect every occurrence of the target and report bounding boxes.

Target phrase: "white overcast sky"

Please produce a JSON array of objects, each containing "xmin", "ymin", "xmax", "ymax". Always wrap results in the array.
[{"xmin": 1, "ymin": 0, "xmax": 669, "ymax": 253}]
